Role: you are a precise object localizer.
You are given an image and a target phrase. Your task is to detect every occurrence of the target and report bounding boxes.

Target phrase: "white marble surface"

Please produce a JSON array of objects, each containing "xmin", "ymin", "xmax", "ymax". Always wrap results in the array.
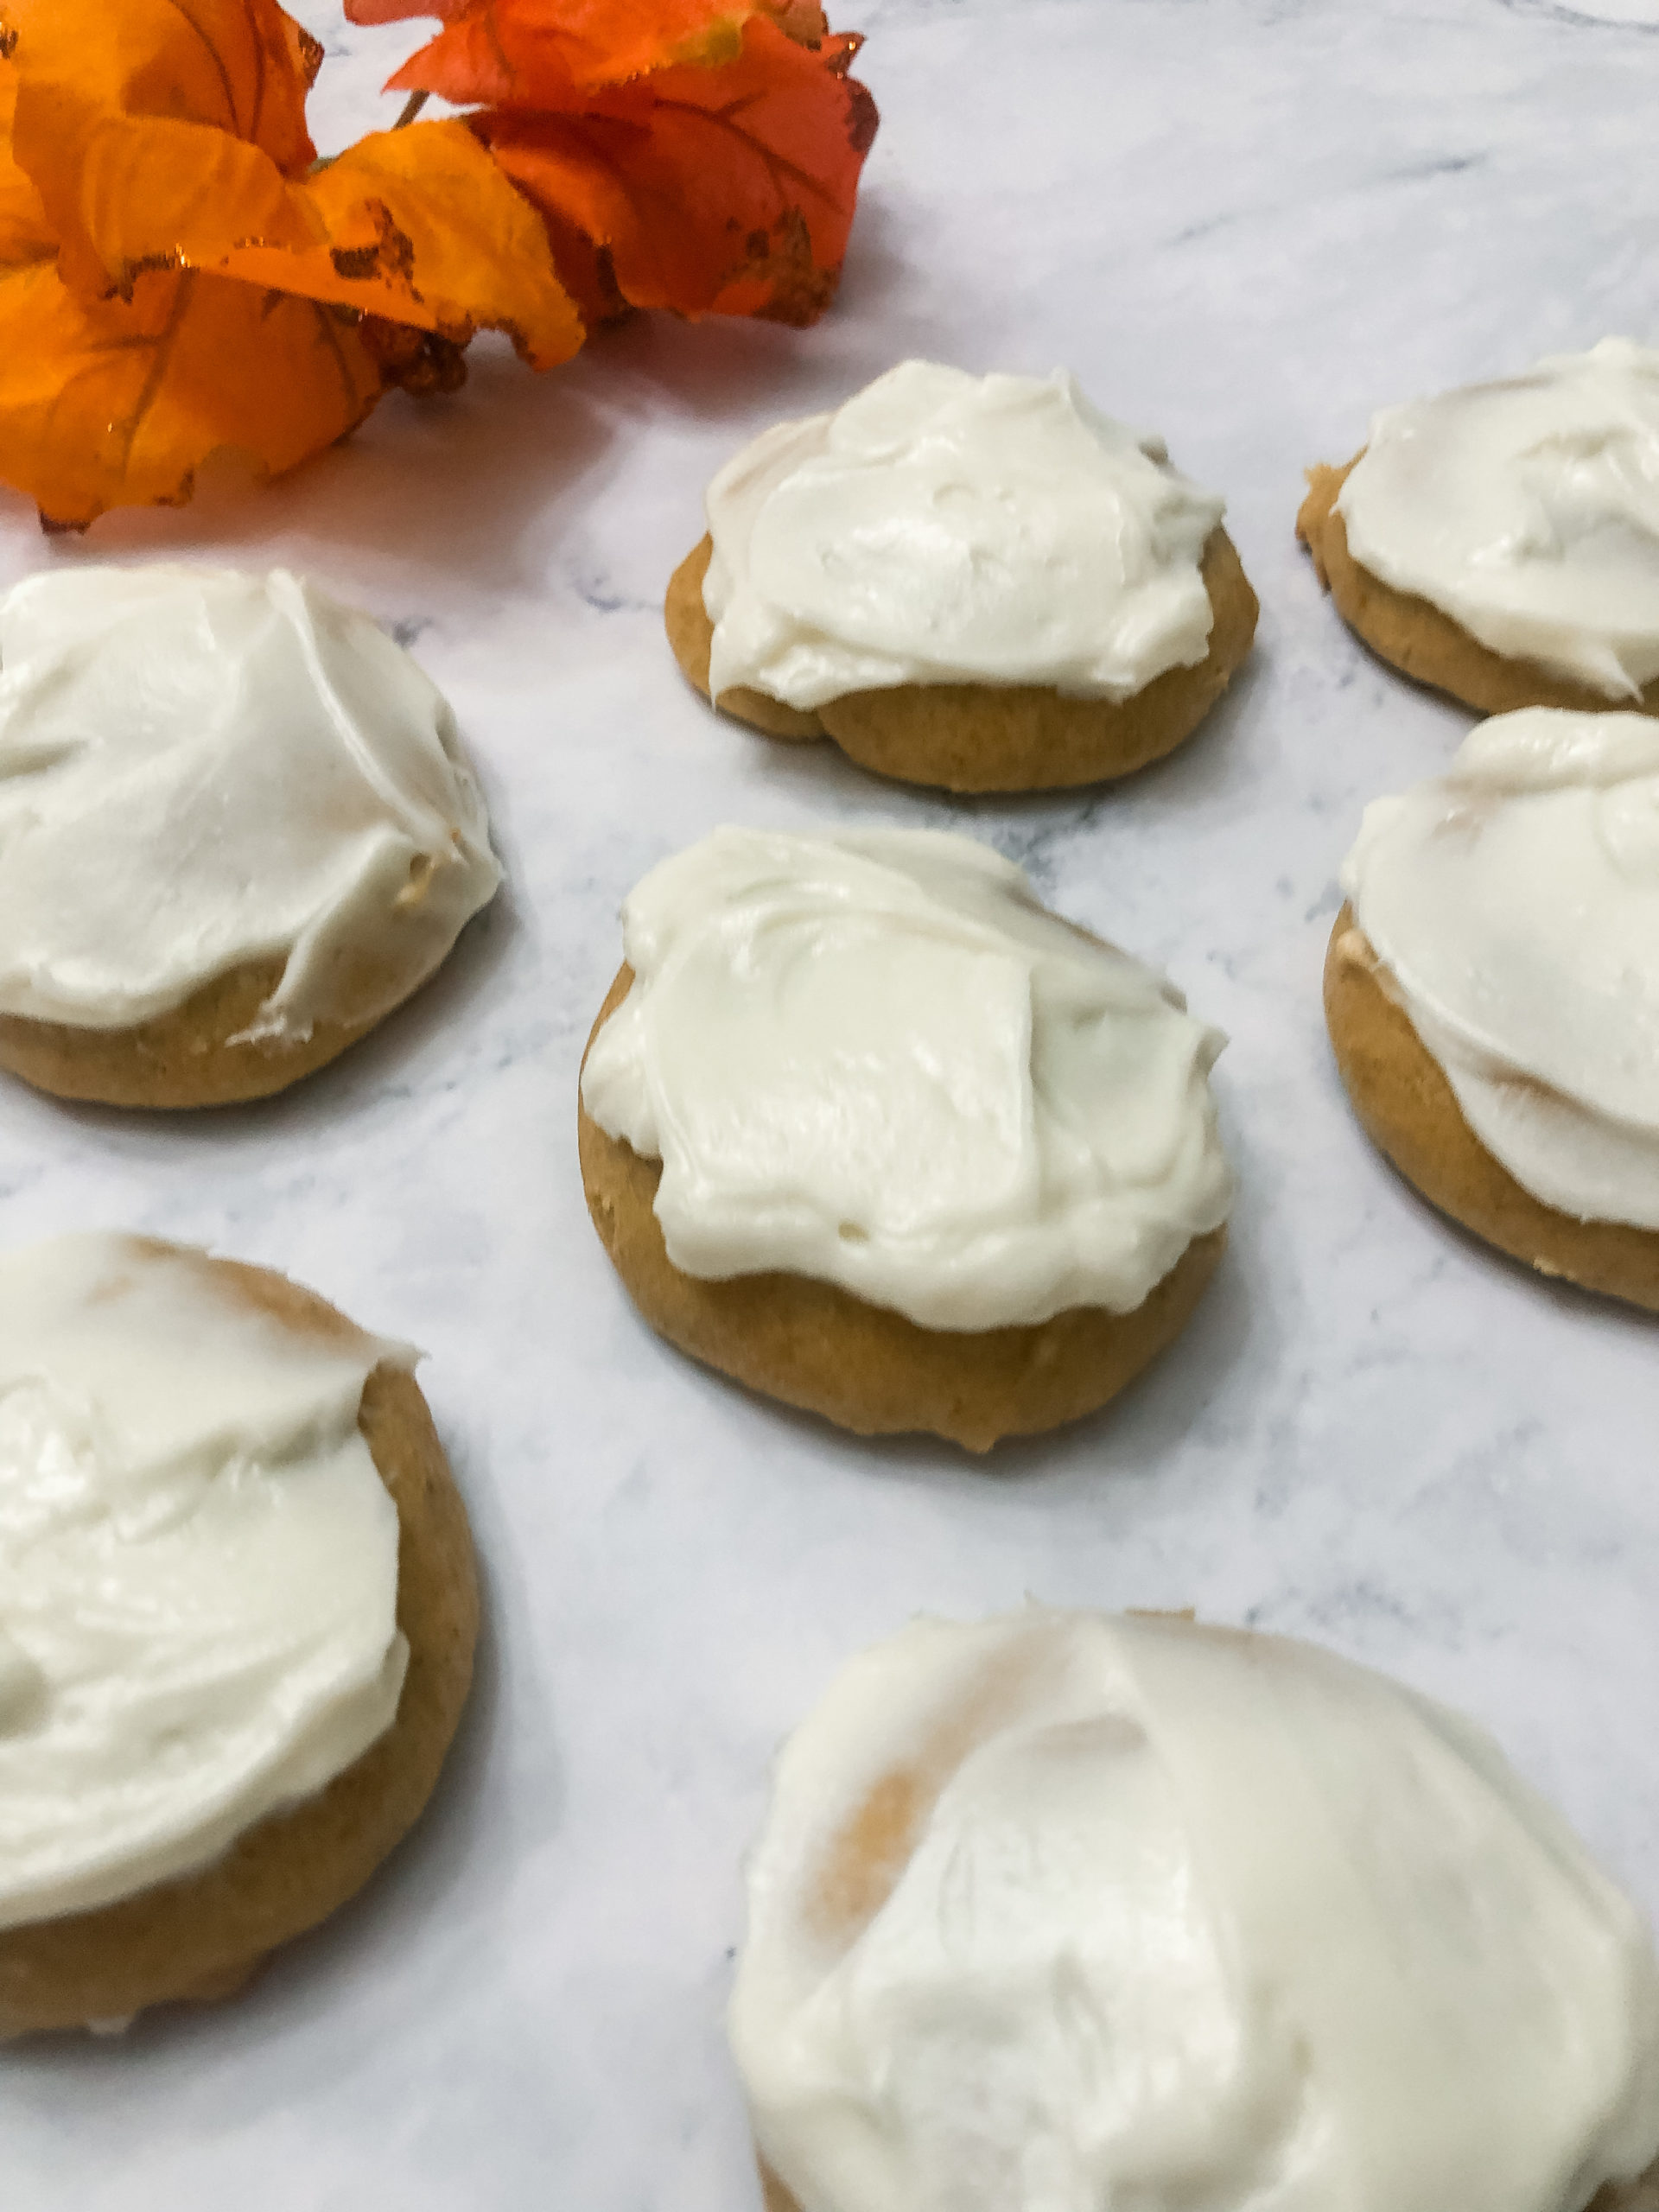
[{"xmin": 5, "ymin": 0, "xmax": 1659, "ymax": 2202}]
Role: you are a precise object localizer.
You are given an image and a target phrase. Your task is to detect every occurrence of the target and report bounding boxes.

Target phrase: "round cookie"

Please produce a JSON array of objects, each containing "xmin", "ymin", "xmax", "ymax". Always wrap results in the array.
[
  {"xmin": 1324, "ymin": 906, "xmax": 1659, "ymax": 1313},
  {"xmin": 580, "ymin": 966, "xmax": 1227, "ymax": 1452},
  {"xmin": 666, "ymin": 528, "xmax": 1259, "ymax": 794},
  {"xmin": 731, "ymin": 1609, "xmax": 1659, "ymax": 2212},
  {"xmin": 1297, "ymin": 459, "xmax": 1659, "ymax": 719},
  {"xmin": 0, "ymin": 1247, "xmax": 478, "ymax": 2037},
  {"xmin": 0, "ymin": 563, "xmax": 502, "ymax": 1110}
]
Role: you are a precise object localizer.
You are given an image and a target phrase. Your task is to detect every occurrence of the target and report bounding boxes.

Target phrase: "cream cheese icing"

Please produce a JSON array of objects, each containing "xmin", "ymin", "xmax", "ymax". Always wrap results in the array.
[
  {"xmin": 0, "ymin": 564, "xmax": 502, "ymax": 1039},
  {"xmin": 1337, "ymin": 338, "xmax": 1659, "ymax": 701},
  {"xmin": 702, "ymin": 361, "xmax": 1228, "ymax": 711},
  {"xmin": 730, "ymin": 1608, "xmax": 1659, "ymax": 2212},
  {"xmin": 0, "ymin": 1234, "xmax": 409, "ymax": 1930},
  {"xmin": 1340, "ymin": 707, "xmax": 1659, "ymax": 1229},
  {"xmin": 579, "ymin": 827, "xmax": 1233, "ymax": 1331}
]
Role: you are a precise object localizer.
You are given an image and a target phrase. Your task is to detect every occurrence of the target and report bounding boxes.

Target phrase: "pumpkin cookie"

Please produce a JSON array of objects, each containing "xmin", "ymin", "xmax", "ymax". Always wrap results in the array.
[
  {"xmin": 667, "ymin": 360, "xmax": 1257, "ymax": 793},
  {"xmin": 731, "ymin": 1608, "xmax": 1659, "ymax": 2212},
  {"xmin": 579, "ymin": 828, "xmax": 1232, "ymax": 1449},
  {"xmin": 0, "ymin": 1234, "xmax": 477, "ymax": 2036},
  {"xmin": 1327, "ymin": 708, "xmax": 1659, "ymax": 1311},
  {"xmin": 1299, "ymin": 340, "xmax": 1659, "ymax": 716},
  {"xmin": 0, "ymin": 563, "xmax": 501, "ymax": 1109}
]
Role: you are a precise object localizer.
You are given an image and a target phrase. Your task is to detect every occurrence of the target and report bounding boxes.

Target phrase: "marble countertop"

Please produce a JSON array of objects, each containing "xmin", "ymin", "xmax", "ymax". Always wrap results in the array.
[{"xmin": 6, "ymin": 0, "xmax": 1659, "ymax": 2202}]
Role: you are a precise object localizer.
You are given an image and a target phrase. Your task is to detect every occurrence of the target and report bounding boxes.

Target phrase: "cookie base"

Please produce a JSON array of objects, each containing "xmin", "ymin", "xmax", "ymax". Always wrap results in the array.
[
  {"xmin": 1296, "ymin": 458, "xmax": 1659, "ymax": 719},
  {"xmin": 664, "ymin": 531, "xmax": 1258, "ymax": 794},
  {"xmin": 0, "ymin": 1255, "xmax": 480, "ymax": 2037},
  {"xmin": 1325, "ymin": 907, "xmax": 1659, "ymax": 1313},
  {"xmin": 579, "ymin": 969, "xmax": 1225, "ymax": 1451},
  {"xmin": 0, "ymin": 953, "xmax": 403, "ymax": 1110}
]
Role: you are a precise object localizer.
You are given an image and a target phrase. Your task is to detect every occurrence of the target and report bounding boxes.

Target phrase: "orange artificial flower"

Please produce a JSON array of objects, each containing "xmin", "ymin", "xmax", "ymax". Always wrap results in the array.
[
  {"xmin": 0, "ymin": 0, "xmax": 876, "ymax": 527},
  {"xmin": 0, "ymin": 0, "xmax": 581, "ymax": 528},
  {"xmin": 347, "ymin": 0, "xmax": 878, "ymax": 327}
]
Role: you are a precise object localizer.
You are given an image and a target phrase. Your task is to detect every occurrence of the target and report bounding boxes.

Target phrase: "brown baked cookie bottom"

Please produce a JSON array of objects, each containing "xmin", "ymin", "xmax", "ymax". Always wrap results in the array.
[
  {"xmin": 0, "ymin": 1253, "xmax": 480, "ymax": 2037},
  {"xmin": 664, "ymin": 530, "xmax": 1258, "ymax": 794},
  {"xmin": 0, "ymin": 939, "xmax": 450, "ymax": 1111},
  {"xmin": 1297, "ymin": 457, "xmax": 1659, "ymax": 720},
  {"xmin": 579, "ymin": 969, "xmax": 1225, "ymax": 1452},
  {"xmin": 1325, "ymin": 906, "xmax": 1659, "ymax": 1313}
]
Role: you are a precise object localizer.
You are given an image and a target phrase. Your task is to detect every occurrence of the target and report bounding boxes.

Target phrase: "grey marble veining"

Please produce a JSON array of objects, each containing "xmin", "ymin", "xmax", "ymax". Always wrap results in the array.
[{"xmin": 4, "ymin": 1, "xmax": 1659, "ymax": 2202}]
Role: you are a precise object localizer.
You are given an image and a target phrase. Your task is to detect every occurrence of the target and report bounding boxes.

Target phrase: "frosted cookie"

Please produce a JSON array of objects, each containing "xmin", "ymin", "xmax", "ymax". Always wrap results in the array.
[
  {"xmin": 1298, "ymin": 340, "xmax": 1659, "ymax": 716},
  {"xmin": 732, "ymin": 1607, "xmax": 1659, "ymax": 2212},
  {"xmin": 1326, "ymin": 708, "xmax": 1659, "ymax": 1310},
  {"xmin": 0, "ymin": 1233, "xmax": 476, "ymax": 2037},
  {"xmin": 665, "ymin": 361, "xmax": 1258, "ymax": 793},
  {"xmin": 578, "ymin": 828, "xmax": 1232, "ymax": 1450},
  {"xmin": 0, "ymin": 565, "xmax": 502, "ymax": 1109}
]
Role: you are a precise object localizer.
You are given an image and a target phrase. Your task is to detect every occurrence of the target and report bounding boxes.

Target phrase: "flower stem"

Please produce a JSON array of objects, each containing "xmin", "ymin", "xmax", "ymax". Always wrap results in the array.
[{"xmin": 393, "ymin": 89, "xmax": 429, "ymax": 130}]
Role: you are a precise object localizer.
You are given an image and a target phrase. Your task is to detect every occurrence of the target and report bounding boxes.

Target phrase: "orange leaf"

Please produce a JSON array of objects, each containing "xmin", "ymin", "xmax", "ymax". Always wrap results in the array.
[
  {"xmin": 342, "ymin": 0, "xmax": 876, "ymax": 325},
  {"xmin": 0, "ymin": 60, "xmax": 54, "ymax": 270},
  {"xmin": 0, "ymin": 254, "xmax": 385, "ymax": 531},
  {"xmin": 476, "ymin": 18, "xmax": 876, "ymax": 325},
  {"xmin": 348, "ymin": 0, "xmax": 807, "ymax": 104},
  {"xmin": 3, "ymin": 0, "xmax": 321, "ymax": 301},
  {"xmin": 0, "ymin": 1, "xmax": 588, "ymax": 528},
  {"xmin": 0, "ymin": 45, "xmax": 376, "ymax": 531},
  {"xmin": 1, "ymin": 60, "xmax": 379, "ymax": 528},
  {"xmin": 217, "ymin": 123, "xmax": 585, "ymax": 365},
  {"xmin": 1, "ymin": 0, "xmax": 582, "ymax": 365}
]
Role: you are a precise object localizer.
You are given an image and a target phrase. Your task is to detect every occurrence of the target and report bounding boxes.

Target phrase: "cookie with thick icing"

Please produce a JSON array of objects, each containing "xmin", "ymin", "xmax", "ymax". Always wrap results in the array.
[
  {"xmin": 732, "ymin": 1609, "xmax": 1659, "ymax": 2212},
  {"xmin": 666, "ymin": 361, "xmax": 1257, "ymax": 794},
  {"xmin": 0, "ymin": 1236, "xmax": 477, "ymax": 2036},
  {"xmin": 1327, "ymin": 709, "xmax": 1659, "ymax": 1312},
  {"xmin": 0, "ymin": 565, "xmax": 501, "ymax": 1109},
  {"xmin": 1298, "ymin": 342, "xmax": 1659, "ymax": 717},
  {"xmin": 578, "ymin": 829, "xmax": 1233, "ymax": 1449}
]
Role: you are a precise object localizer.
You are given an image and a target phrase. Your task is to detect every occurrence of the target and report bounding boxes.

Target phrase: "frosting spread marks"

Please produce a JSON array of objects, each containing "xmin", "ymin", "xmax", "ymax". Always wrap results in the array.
[
  {"xmin": 1338, "ymin": 338, "xmax": 1659, "ymax": 700},
  {"xmin": 0, "ymin": 565, "xmax": 502, "ymax": 1038},
  {"xmin": 1341, "ymin": 708, "xmax": 1659, "ymax": 1228},
  {"xmin": 0, "ymin": 1235, "xmax": 409, "ymax": 1929},
  {"xmin": 702, "ymin": 361, "xmax": 1228, "ymax": 711},
  {"xmin": 731, "ymin": 1609, "xmax": 1659, "ymax": 2212},
  {"xmin": 581, "ymin": 827, "xmax": 1233, "ymax": 1331}
]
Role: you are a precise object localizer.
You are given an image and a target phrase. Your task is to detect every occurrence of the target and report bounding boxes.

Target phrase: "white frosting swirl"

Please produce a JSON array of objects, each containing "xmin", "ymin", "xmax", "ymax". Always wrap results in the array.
[
  {"xmin": 702, "ymin": 361, "xmax": 1227, "ymax": 710},
  {"xmin": 0, "ymin": 565, "xmax": 502, "ymax": 1038},
  {"xmin": 731, "ymin": 1608, "xmax": 1659, "ymax": 2212},
  {"xmin": 1341, "ymin": 708, "xmax": 1659, "ymax": 1227},
  {"xmin": 1337, "ymin": 338, "xmax": 1659, "ymax": 700},
  {"xmin": 0, "ymin": 1234, "xmax": 408, "ymax": 1930},
  {"xmin": 580, "ymin": 827, "xmax": 1232, "ymax": 1331}
]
